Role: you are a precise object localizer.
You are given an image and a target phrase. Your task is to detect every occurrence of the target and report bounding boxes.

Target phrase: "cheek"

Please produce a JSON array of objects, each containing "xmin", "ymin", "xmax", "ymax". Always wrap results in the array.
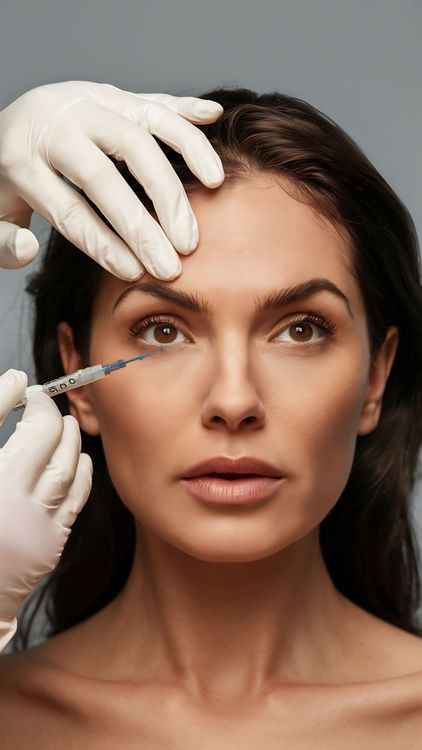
[
  {"xmin": 257, "ymin": 353, "xmax": 369, "ymax": 550},
  {"xmin": 278, "ymin": 350, "xmax": 368, "ymax": 524},
  {"xmin": 87, "ymin": 338, "xmax": 369, "ymax": 540},
  {"xmin": 88, "ymin": 370, "xmax": 172, "ymax": 510}
]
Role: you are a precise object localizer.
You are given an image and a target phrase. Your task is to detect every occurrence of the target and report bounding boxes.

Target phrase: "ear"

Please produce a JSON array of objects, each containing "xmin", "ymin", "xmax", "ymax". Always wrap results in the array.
[
  {"xmin": 357, "ymin": 325, "xmax": 399, "ymax": 436},
  {"xmin": 57, "ymin": 321, "xmax": 101, "ymax": 436}
]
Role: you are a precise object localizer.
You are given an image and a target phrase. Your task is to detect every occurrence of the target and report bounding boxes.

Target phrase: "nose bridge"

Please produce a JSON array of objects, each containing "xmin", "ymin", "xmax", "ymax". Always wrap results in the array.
[
  {"xmin": 212, "ymin": 326, "xmax": 253, "ymax": 384},
  {"xmin": 200, "ymin": 325, "xmax": 267, "ymax": 429}
]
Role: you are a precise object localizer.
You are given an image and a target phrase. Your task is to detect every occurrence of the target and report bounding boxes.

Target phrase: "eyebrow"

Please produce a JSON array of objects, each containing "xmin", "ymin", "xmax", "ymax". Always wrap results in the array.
[{"xmin": 112, "ymin": 277, "xmax": 354, "ymax": 319}]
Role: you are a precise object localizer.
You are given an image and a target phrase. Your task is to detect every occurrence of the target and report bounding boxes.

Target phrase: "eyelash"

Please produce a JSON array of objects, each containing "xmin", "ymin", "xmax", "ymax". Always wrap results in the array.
[{"xmin": 129, "ymin": 312, "xmax": 337, "ymax": 347}]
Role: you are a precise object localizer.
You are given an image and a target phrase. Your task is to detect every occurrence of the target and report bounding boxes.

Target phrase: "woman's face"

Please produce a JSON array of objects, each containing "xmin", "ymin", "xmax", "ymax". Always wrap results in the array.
[{"xmin": 59, "ymin": 174, "xmax": 398, "ymax": 563}]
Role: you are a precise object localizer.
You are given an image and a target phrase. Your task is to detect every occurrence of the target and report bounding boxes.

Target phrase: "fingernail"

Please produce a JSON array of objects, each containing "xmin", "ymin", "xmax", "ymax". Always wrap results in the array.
[
  {"xmin": 161, "ymin": 255, "xmax": 182, "ymax": 280},
  {"xmin": 194, "ymin": 101, "xmax": 224, "ymax": 117},
  {"xmin": 189, "ymin": 218, "xmax": 199, "ymax": 250},
  {"xmin": 11, "ymin": 228, "xmax": 39, "ymax": 263},
  {"xmin": 204, "ymin": 159, "xmax": 225, "ymax": 184},
  {"xmin": 112, "ymin": 258, "xmax": 145, "ymax": 281},
  {"xmin": 3, "ymin": 368, "xmax": 26, "ymax": 384},
  {"xmin": 175, "ymin": 215, "xmax": 199, "ymax": 254},
  {"xmin": 127, "ymin": 266, "xmax": 145, "ymax": 281},
  {"xmin": 213, "ymin": 152, "xmax": 224, "ymax": 176}
]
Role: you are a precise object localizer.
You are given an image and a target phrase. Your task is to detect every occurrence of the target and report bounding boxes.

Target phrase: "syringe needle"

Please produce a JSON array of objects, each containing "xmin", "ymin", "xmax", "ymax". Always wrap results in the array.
[
  {"xmin": 12, "ymin": 346, "xmax": 167, "ymax": 411},
  {"xmin": 101, "ymin": 347, "xmax": 166, "ymax": 374}
]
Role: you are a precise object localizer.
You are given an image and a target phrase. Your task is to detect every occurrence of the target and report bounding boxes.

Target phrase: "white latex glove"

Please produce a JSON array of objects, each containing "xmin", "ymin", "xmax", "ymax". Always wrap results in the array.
[
  {"xmin": 0, "ymin": 369, "xmax": 93, "ymax": 651},
  {"xmin": 0, "ymin": 80, "xmax": 225, "ymax": 279}
]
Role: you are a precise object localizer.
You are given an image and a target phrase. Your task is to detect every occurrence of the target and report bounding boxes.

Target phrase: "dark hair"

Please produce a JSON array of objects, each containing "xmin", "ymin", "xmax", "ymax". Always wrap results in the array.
[{"xmin": 12, "ymin": 86, "xmax": 422, "ymax": 651}]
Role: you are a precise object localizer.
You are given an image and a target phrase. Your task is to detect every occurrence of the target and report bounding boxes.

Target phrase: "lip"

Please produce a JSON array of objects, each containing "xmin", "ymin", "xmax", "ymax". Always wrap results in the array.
[
  {"xmin": 181, "ymin": 475, "xmax": 285, "ymax": 505},
  {"xmin": 182, "ymin": 455, "xmax": 283, "ymax": 479}
]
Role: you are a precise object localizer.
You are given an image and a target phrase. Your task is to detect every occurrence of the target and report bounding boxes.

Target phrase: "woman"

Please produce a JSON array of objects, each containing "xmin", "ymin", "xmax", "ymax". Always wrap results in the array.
[
  {"xmin": 0, "ymin": 80, "xmax": 225, "ymax": 653},
  {"xmin": 1, "ymin": 86, "xmax": 422, "ymax": 746}
]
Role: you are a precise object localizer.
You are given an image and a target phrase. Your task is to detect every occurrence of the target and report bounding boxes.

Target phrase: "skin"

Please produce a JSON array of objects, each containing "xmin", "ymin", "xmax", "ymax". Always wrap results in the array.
[{"xmin": 53, "ymin": 173, "xmax": 403, "ymax": 711}]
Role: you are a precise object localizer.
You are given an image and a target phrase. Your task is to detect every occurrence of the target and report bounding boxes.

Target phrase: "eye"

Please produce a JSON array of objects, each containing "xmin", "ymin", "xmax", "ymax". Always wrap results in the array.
[
  {"xmin": 129, "ymin": 314, "xmax": 189, "ymax": 346},
  {"xmin": 273, "ymin": 313, "xmax": 337, "ymax": 345},
  {"xmin": 129, "ymin": 312, "xmax": 337, "ymax": 348}
]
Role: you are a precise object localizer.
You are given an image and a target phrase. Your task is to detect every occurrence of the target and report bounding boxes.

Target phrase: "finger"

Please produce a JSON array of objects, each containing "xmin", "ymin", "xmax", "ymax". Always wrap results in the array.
[
  {"xmin": 111, "ymin": 97, "xmax": 225, "ymax": 189},
  {"xmin": 51, "ymin": 135, "xmax": 184, "ymax": 279},
  {"xmin": 54, "ymin": 452, "xmax": 93, "ymax": 532},
  {"xmin": 87, "ymin": 89, "xmax": 225, "ymax": 187},
  {"xmin": 33, "ymin": 414, "xmax": 82, "ymax": 509},
  {"xmin": 1, "ymin": 391, "xmax": 64, "ymax": 487},
  {"xmin": 134, "ymin": 93, "xmax": 224, "ymax": 124},
  {"xmin": 11, "ymin": 161, "xmax": 145, "ymax": 280},
  {"xmin": 0, "ymin": 223, "xmax": 39, "ymax": 268},
  {"xmin": 79, "ymin": 110, "xmax": 198, "ymax": 254},
  {"xmin": 0, "ymin": 369, "xmax": 28, "ymax": 426},
  {"xmin": 99, "ymin": 85, "xmax": 224, "ymax": 124}
]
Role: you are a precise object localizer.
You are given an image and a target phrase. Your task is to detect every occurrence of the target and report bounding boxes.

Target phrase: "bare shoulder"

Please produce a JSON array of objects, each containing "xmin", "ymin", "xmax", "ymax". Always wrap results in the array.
[
  {"xmin": 0, "ymin": 647, "xmax": 38, "ymax": 694},
  {"xmin": 334, "ymin": 600, "xmax": 422, "ymax": 734},
  {"xmin": 2, "ymin": 610, "xmax": 422, "ymax": 749},
  {"xmin": 0, "ymin": 642, "xmax": 87, "ymax": 743},
  {"xmin": 0, "ymin": 651, "xmax": 45, "ymax": 748},
  {"xmin": 0, "ymin": 645, "xmax": 70, "ymax": 713},
  {"xmin": 343, "ymin": 598, "xmax": 422, "ymax": 682}
]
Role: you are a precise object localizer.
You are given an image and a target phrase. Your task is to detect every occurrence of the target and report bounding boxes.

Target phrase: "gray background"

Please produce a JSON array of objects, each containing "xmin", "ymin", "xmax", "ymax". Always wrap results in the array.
[
  {"xmin": 1, "ymin": 0, "xmax": 421, "ymax": 646},
  {"xmin": 1, "ymin": 0, "xmax": 421, "ymax": 439}
]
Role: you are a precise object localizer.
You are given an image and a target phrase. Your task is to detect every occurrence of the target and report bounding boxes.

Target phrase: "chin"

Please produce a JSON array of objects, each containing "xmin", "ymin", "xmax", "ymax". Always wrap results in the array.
[{"xmin": 163, "ymin": 527, "xmax": 297, "ymax": 564}]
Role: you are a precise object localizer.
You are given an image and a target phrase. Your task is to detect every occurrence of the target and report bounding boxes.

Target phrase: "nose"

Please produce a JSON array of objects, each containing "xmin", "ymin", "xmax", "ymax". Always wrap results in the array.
[{"xmin": 200, "ymin": 347, "xmax": 266, "ymax": 432}]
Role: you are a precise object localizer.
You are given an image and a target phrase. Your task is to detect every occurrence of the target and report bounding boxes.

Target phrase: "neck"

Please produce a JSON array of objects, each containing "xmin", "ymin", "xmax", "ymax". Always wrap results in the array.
[{"xmin": 99, "ymin": 525, "xmax": 352, "ymax": 704}]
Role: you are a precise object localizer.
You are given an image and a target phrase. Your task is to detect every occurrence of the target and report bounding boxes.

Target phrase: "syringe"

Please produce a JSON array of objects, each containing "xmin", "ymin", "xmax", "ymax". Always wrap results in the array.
[{"xmin": 12, "ymin": 347, "xmax": 166, "ymax": 411}]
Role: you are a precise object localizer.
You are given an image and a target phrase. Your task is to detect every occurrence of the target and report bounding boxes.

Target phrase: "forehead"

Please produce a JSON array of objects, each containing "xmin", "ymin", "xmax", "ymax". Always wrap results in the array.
[{"xmin": 97, "ymin": 174, "xmax": 356, "ymax": 309}]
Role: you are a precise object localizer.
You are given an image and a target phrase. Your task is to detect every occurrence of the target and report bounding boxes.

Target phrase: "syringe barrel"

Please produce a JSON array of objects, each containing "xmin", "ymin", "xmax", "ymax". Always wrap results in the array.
[
  {"xmin": 12, "ymin": 366, "xmax": 106, "ymax": 410},
  {"xmin": 41, "ymin": 365, "xmax": 106, "ymax": 394}
]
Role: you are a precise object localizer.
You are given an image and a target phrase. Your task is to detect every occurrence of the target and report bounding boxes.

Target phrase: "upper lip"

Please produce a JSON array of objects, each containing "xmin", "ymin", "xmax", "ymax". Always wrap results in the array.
[{"xmin": 182, "ymin": 456, "xmax": 283, "ymax": 479}]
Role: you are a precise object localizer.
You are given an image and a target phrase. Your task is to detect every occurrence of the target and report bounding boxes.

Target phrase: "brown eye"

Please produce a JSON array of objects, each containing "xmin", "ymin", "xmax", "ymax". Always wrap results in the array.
[
  {"xmin": 274, "ymin": 314, "xmax": 337, "ymax": 345},
  {"xmin": 288, "ymin": 322, "xmax": 314, "ymax": 342},
  {"xmin": 152, "ymin": 323, "xmax": 179, "ymax": 344},
  {"xmin": 129, "ymin": 314, "xmax": 189, "ymax": 347}
]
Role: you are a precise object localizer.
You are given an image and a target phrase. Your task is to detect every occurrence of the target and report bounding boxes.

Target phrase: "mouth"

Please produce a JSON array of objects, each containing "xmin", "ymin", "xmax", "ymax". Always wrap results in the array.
[
  {"xmin": 199, "ymin": 473, "xmax": 267, "ymax": 480},
  {"xmin": 182, "ymin": 457, "xmax": 283, "ymax": 480},
  {"xmin": 181, "ymin": 474, "xmax": 285, "ymax": 505}
]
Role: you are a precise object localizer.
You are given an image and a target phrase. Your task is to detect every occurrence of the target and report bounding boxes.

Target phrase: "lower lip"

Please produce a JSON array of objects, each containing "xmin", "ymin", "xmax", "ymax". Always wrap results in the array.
[{"xmin": 180, "ymin": 475, "xmax": 284, "ymax": 505}]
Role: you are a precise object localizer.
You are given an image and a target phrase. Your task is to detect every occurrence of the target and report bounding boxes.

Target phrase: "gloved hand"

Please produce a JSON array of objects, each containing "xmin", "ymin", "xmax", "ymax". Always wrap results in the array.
[
  {"xmin": 0, "ymin": 368, "xmax": 93, "ymax": 652},
  {"xmin": 0, "ymin": 80, "xmax": 225, "ymax": 279}
]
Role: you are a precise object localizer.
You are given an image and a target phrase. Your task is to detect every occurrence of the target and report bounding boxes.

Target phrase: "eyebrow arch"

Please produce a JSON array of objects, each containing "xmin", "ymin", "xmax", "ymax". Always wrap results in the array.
[{"xmin": 112, "ymin": 277, "xmax": 354, "ymax": 319}]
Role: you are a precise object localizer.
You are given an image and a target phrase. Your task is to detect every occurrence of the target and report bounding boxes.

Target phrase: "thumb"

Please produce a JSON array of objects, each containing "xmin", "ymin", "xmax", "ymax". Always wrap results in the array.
[{"xmin": 0, "ymin": 222, "xmax": 39, "ymax": 269}]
